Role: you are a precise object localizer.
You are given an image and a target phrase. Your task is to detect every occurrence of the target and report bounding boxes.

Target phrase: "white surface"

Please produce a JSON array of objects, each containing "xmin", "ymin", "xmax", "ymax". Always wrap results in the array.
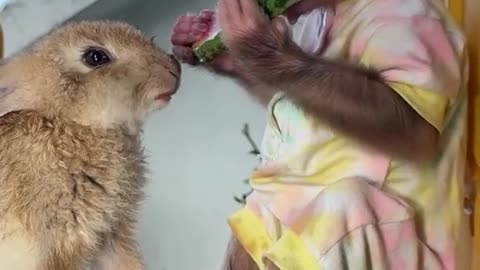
[{"xmin": 0, "ymin": 0, "xmax": 98, "ymax": 56}]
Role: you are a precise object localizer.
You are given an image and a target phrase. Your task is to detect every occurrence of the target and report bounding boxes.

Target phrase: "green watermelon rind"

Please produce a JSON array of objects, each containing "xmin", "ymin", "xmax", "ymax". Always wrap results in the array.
[
  {"xmin": 193, "ymin": 0, "xmax": 301, "ymax": 63},
  {"xmin": 193, "ymin": 32, "xmax": 225, "ymax": 63}
]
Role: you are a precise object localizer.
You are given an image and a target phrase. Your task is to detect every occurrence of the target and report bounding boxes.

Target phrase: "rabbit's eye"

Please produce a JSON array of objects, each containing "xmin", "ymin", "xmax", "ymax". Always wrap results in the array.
[{"xmin": 83, "ymin": 49, "xmax": 111, "ymax": 67}]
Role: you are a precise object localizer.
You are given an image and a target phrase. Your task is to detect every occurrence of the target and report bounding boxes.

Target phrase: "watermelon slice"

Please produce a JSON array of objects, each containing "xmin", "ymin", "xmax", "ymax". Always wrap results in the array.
[{"xmin": 192, "ymin": 0, "xmax": 301, "ymax": 63}]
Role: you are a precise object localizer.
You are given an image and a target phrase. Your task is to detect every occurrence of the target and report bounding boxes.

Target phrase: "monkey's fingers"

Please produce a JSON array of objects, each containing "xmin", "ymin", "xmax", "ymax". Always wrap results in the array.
[
  {"xmin": 218, "ymin": 0, "xmax": 242, "ymax": 33},
  {"xmin": 192, "ymin": 14, "xmax": 212, "ymax": 24},
  {"xmin": 173, "ymin": 15, "xmax": 194, "ymax": 31},
  {"xmin": 172, "ymin": 46, "xmax": 198, "ymax": 65},
  {"xmin": 173, "ymin": 16, "xmax": 208, "ymax": 34},
  {"xmin": 239, "ymin": 0, "xmax": 264, "ymax": 20},
  {"xmin": 191, "ymin": 22, "xmax": 209, "ymax": 35},
  {"xmin": 271, "ymin": 16, "xmax": 290, "ymax": 37},
  {"xmin": 170, "ymin": 33, "xmax": 201, "ymax": 46},
  {"xmin": 199, "ymin": 9, "xmax": 215, "ymax": 20}
]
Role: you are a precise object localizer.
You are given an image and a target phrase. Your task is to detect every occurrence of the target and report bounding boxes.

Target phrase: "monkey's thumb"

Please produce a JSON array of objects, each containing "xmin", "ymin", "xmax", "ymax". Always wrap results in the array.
[{"xmin": 272, "ymin": 16, "xmax": 291, "ymax": 37}]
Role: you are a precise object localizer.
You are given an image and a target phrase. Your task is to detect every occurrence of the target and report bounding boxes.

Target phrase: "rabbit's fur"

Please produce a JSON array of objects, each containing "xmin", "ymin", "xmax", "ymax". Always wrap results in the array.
[{"xmin": 0, "ymin": 21, "xmax": 181, "ymax": 270}]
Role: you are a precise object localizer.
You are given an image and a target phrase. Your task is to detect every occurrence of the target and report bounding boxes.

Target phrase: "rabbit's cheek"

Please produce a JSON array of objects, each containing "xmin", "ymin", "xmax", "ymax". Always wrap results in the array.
[
  {"xmin": 147, "ymin": 73, "xmax": 179, "ymax": 101},
  {"xmin": 132, "ymin": 81, "xmax": 173, "ymax": 114}
]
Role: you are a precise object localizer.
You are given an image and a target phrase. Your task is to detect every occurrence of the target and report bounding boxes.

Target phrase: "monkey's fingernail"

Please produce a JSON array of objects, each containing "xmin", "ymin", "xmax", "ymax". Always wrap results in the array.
[
  {"xmin": 192, "ymin": 17, "xmax": 203, "ymax": 23},
  {"xmin": 200, "ymin": 11, "xmax": 213, "ymax": 19},
  {"xmin": 193, "ymin": 24, "xmax": 208, "ymax": 31},
  {"xmin": 192, "ymin": 31, "xmax": 205, "ymax": 39}
]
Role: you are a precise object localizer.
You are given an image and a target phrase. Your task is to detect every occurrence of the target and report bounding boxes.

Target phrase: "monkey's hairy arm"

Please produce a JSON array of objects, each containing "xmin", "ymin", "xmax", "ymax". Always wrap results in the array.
[{"xmin": 225, "ymin": 25, "xmax": 438, "ymax": 161}]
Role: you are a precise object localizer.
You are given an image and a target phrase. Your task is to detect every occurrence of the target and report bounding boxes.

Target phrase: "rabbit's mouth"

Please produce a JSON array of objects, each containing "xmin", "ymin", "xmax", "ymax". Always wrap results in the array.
[
  {"xmin": 154, "ymin": 91, "xmax": 175, "ymax": 102},
  {"xmin": 169, "ymin": 70, "xmax": 179, "ymax": 79},
  {"xmin": 154, "ymin": 83, "xmax": 178, "ymax": 101},
  {"xmin": 151, "ymin": 65, "xmax": 180, "ymax": 102}
]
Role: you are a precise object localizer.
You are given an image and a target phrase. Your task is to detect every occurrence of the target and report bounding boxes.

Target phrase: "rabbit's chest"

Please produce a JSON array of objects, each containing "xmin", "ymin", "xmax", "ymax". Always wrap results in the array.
[
  {"xmin": 0, "ymin": 114, "xmax": 147, "ymax": 235},
  {"xmin": 58, "ymin": 141, "xmax": 147, "ymax": 228}
]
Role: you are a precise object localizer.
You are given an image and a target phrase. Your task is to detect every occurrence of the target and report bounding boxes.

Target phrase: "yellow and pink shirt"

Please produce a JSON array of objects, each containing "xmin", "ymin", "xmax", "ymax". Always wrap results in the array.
[{"xmin": 228, "ymin": 0, "xmax": 472, "ymax": 269}]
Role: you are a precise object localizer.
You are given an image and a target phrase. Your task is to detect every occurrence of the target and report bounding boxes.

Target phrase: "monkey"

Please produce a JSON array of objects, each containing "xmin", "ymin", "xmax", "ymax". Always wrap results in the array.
[{"xmin": 171, "ymin": 0, "xmax": 469, "ymax": 269}]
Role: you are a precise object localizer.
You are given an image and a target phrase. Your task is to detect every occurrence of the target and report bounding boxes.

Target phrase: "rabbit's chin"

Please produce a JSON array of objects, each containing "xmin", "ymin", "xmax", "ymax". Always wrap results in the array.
[
  {"xmin": 154, "ymin": 99, "xmax": 171, "ymax": 111},
  {"xmin": 146, "ymin": 95, "xmax": 173, "ymax": 114},
  {"xmin": 154, "ymin": 92, "xmax": 173, "ymax": 102}
]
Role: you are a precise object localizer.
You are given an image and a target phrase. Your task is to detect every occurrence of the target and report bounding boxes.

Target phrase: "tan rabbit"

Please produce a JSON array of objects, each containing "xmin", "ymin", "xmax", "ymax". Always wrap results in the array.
[{"xmin": 0, "ymin": 20, "xmax": 181, "ymax": 270}]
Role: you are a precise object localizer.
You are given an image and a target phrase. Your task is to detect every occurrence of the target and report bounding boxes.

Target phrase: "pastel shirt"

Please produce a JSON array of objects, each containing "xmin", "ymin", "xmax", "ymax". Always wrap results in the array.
[{"xmin": 228, "ymin": 0, "xmax": 472, "ymax": 269}]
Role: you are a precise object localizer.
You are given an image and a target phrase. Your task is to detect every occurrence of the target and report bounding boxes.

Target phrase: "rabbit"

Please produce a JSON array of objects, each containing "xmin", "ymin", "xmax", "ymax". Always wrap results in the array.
[{"xmin": 0, "ymin": 20, "xmax": 181, "ymax": 270}]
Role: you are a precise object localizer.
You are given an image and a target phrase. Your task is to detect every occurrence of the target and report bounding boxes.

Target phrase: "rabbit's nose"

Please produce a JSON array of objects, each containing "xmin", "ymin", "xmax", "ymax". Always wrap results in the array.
[
  {"xmin": 168, "ymin": 54, "xmax": 181, "ymax": 77},
  {"xmin": 169, "ymin": 54, "xmax": 179, "ymax": 65}
]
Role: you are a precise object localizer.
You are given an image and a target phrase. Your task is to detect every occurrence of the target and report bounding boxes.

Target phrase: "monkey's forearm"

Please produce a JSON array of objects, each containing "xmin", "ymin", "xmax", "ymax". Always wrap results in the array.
[
  {"xmin": 231, "ymin": 31, "xmax": 438, "ymax": 161},
  {"xmin": 202, "ymin": 56, "xmax": 277, "ymax": 106},
  {"xmin": 234, "ymin": 71, "xmax": 277, "ymax": 106}
]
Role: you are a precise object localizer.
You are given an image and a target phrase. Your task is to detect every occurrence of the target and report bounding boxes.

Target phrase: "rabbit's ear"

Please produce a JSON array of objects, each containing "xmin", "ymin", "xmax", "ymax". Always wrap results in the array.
[
  {"xmin": 0, "ymin": 84, "xmax": 18, "ymax": 117},
  {"xmin": 0, "ymin": 59, "xmax": 25, "ymax": 117},
  {"xmin": 0, "ymin": 86, "xmax": 13, "ymax": 97},
  {"xmin": 0, "ymin": 61, "xmax": 32, "ymax": 118}
]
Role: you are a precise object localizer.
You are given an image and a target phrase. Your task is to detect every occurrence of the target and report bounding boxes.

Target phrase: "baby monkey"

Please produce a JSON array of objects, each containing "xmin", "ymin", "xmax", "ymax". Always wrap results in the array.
[
  {"xmin": 172, "ymin": 0, "xmax": 443, "ymax": 269},
  {"xmin": 0, "ymin": 21, "xmax": 180, "ymax": 270}
]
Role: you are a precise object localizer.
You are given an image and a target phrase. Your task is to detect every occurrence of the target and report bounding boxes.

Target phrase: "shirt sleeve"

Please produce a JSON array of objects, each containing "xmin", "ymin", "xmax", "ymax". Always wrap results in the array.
[{"xmin": 354, "ymin": 15, "xmax": 464, "ymax": 132}]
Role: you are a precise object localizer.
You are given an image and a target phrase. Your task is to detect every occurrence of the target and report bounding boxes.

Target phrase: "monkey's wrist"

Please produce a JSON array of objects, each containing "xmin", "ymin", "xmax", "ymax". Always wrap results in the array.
[{"xmin": 204, "ymin": 52, "xmax": 236, "ymax": 75}]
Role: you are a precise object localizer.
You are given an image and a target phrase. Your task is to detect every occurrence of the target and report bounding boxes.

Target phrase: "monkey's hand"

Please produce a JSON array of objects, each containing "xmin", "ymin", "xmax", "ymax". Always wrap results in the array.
[
  {"xmin": 170, "ymin": 9, "xmax": 236, "ymax": 77},
  {"xmin": 217, "ymin": 0, "xmax": 294, "ymax": 75},
  {"xmin": 171, "ymin": 10, "xmax": 215, "ymax": 65},
  {"xmin": 217, "ymin": 0, "xmax": 298, "ymax": 105}
]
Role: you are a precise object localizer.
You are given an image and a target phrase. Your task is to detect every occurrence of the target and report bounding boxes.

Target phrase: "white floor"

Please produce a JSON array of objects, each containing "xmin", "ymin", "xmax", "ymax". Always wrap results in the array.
[{"xmin": 70, "ymin": 1, "xmax": 267, "ymax": 269}]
